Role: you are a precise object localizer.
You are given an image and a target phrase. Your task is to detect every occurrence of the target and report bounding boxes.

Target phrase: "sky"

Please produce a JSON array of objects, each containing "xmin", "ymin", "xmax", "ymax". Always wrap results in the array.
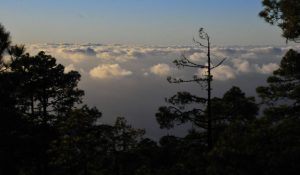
[
  {"xmin": 1, "ymin": 0, "xmax": 298, "ymax": 139},
  {"xmin": 0, "ymin": 0, "xmax": 286, "ymax": 45}
]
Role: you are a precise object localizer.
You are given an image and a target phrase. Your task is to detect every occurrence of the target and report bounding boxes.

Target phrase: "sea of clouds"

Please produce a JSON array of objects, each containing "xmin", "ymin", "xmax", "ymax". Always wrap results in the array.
[{"xmin": 24, "ymin": 43, "xmax": 300, "ymax": 138}]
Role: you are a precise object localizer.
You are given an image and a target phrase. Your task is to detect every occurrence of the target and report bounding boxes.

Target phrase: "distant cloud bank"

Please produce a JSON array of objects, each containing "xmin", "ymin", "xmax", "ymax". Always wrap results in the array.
[
  {"xmin": 25, "ymin": 43, "xmax": 299, "ymax": 81},
  {"xmin": 23, "ymin": 43, "xmax": 299, "ymax": 137}
]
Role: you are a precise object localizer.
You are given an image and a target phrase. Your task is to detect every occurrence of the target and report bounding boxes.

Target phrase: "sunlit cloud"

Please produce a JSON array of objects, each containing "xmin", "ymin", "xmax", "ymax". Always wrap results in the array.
[
  {"xmin": 232, "ymin": 59, "xmax": 251, "ymax": 73},
  {"xmin": 212, "ymin": 65, "xmax": 236, "ymax": 80},
  {"xmin": 197, "ymin": 65, "xmax": 236, "ymax": 81},
  {"xmin": 24, "ymin": 43, "xmax": 300, "ymax": 81},
  {"xmin": 64, "ymin": 64, "xmax": 76, "ymax": 73},
  {"xmin": 255, "ymin": 63, "xmax": 279, "ymax": 74},
  {"xmin": 188, "ymin": 52, "xmax": 207, "ymax": 63},
  {"xmin": 89, "ymin": 64, "xmax": 132, "ymax": 79},
  {"xmin": 150, "ymin": 63, "xmax": 171, "ymax": 76}
]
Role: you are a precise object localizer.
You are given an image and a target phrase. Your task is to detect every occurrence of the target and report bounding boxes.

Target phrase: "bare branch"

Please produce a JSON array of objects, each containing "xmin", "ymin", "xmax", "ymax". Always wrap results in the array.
[
  {"xmin": 167, "ymin": 76, "xmax": 208, "ymax": 84},
  {"xmin": 198, "ymin": 28, "xmax": 208, "ymax": 40},
  {"xmin": 211, "ymin": 58, "xmax": 226, "ymax": 70},
  {"xmin": 168, "ymin": 106, "xmax": 184, "ymax": 115},
  {"xmin": 182, "ymin": 54, "xmax": 208, "ymax": 68},
  {"xmin": 193, "ymin": 37, "xmax": 208, "ymax": 48},
  {"xmin": 166, "ymin": 92, "xmax": 207, "ymax": 106},
  {"xmin": 174, "ymin": 54, "xmax": 208, "ymax": 69},
  {"xmin": 158, "ymin": 28, "xmax": 227, "ymax": 149}
]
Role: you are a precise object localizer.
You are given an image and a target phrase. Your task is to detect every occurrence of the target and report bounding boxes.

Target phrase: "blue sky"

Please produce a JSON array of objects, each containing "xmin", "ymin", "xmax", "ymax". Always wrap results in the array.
[{"xmin": 0, "ymin": 0, "xmax": 285, "ymax": 45}]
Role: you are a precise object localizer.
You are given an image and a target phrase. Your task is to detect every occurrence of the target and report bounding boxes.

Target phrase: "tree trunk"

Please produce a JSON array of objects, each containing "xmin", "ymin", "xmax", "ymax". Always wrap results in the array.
[{"xmin": 207, "ymin": 37, "xmax": 212, "ymax": 150}]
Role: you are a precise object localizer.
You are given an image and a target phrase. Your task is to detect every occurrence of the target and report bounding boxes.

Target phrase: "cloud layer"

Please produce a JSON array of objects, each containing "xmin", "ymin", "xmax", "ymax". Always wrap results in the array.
[
  {"xmin": 25, "ymin": 43, "xmax": 299, "ymax": 81},
  {"xmin": 24, "ymin": 43, "xmax": 299, "ymax": 138}
]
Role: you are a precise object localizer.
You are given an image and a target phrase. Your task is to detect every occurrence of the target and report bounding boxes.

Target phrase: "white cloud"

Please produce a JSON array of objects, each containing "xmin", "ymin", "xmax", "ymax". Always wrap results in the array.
[
  {"xmin": 188, "ymin": 52, "xmax": 207, "ymax": 62},
  {"xmin": 64, "ymin": 64, "xmax": 76, "ymax": 73},
  {"xmin": 212, "ymin": 65, "xmax": 236, "ymax": 81},
  {"xmin": 240, "ymin": 52, "xmax": 257, "ymax": 59},
  {"xmin": 89, "ymin": 64, "xmax": 132, "ymax": 79},
  {"xmin": 197, "ymin": 65, "xmax": 235, "ymax": 81},
  {"xmin": 232, "ymin": 59, "xmax": 251, "ymax": 73},
  {"xmin": 150, "ymin": 63, "xmax": 171, "ymax": 76},
  {"xmin": 255, "ymin": 63, "xmax": 279, "ymax": 74},
  {"xmin": 25, "ymin": 43, "xmax": 297, "ymax": 81},
  {"xmin": 96, "ymin": 52, "xmax": 135, "ymax": 62},
  {"xmin": 249, "ymin": 47, "xmax": 282, "ymax": 55},
  {"xmin": 56, "ymin": 47, "xmax": 97, "ymax": 62}
]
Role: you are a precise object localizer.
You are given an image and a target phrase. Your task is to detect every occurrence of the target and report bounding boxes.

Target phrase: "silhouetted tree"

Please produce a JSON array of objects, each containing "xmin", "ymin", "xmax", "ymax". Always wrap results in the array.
[
  {"xmin": 208, "ymin": 49, "xmax": 300, "ymax": 175},
  {"xmin": 0, "ymin": 23, "xmax": 10, "ymax": 61},
  {"xmin": 49, "ymin": 105, "xmax": 104, "ymax": 175},
  {"xmin": 257, "ymin": 49, "xmax": 300, "ymax": 121},
  {"xmin": 156, "ymin": 28, "xmax": 225, "ymax": 150},
  {"xmin": 209, "ymin": 105, "xmax": 300, "ymax": 175},
  {"xmin": 212, "ymin": 87, "xmax": 258, "ymax": 130},
  {"xmin": 157, "ymin": 85, "xmax": 259, "ymax": 174},
  {"xmin": 214, "ymin": 87, "xmax": 258, "ymax": 122},
  {"xmin": 1, "ymin": 23, "xmax": 25, "ymax": 72},
  {"xmin": 112, "ymin": 117, "xmax": 145, "ymax": 175},
  {"xmin": 113, "ymin": 117, "xmax": 145, "ymax": 152},
  {"xmin": 256, "ymin": 50, "xmax": 300, "ymax": 174},
  {"xmin": 10, "ymin": 51, "xmax": 84, "ymax": 123},
  {"xmin": 180, "ymin": 130, "xmax": 208, "ymax": 175},
  {"xmin": 0, "ymin": 39, "xmax": 87, "ymax": 174},
  {"xmin": 135, "ymin": 138, "xmax": 160, "ymax": 175},
  {"xmin": 0, "ymin": 74, "xmax": 26, "ymax": 175},
  {"xmin": 259, "ymin": 0, "xmax": 300, "ymax": 42},
  {"xmin": 0, "ymin": 23, "xmax": 28, "ymax": 175}
]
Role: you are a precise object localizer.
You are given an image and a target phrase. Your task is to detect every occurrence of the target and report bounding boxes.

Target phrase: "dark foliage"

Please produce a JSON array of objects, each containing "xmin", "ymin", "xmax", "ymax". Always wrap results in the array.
[
  {"xmin": 0, "ymin": 23, "xmax": 10, "ymax": 60},
  {"xmin": 259, "ymin": 0, "xmax": 300, "ymax": 42}
]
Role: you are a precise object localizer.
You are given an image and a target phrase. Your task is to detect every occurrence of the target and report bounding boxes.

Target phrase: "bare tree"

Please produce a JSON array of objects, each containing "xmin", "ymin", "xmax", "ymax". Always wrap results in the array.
[{"xmin": 156, "ymin": 28, "xmax": 225, "ymax": 150}]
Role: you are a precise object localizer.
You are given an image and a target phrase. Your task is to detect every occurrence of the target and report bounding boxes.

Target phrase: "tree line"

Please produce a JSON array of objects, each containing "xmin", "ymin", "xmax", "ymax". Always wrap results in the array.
[{"xmin": 0, "ymin": 0, "xmax": 299, "ymax": 174}]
